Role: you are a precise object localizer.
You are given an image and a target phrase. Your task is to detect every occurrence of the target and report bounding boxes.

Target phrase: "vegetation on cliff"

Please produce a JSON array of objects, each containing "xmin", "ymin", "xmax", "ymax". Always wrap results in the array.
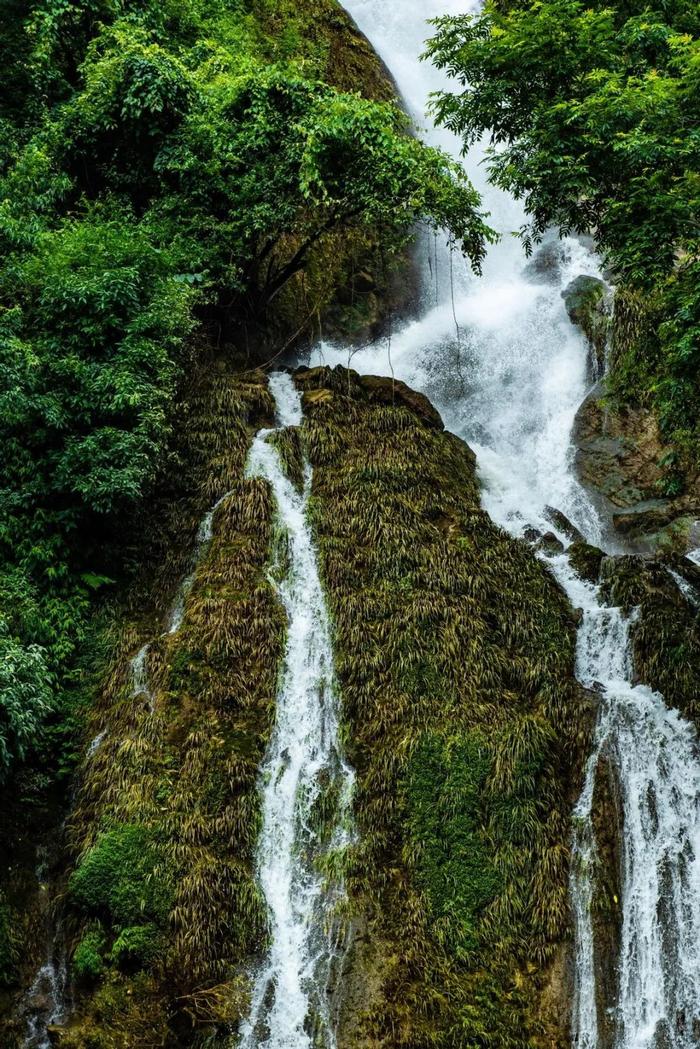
[
  {"xmin": 427, "ymin": 0, "xmax": 700, "ymax": 478},
  {"xmin": 0, "ymin": 0, "xmax": 490, "ymax": 789},
  {"xmin": 298, "ymin": 366, "xmax": 588, "ymax": 1048}
]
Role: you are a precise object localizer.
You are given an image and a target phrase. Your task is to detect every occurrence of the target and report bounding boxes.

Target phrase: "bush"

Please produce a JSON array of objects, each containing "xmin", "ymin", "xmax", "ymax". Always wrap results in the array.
[
  {"xmin": 109, "ymin": 924, "xmax": 162, "ymax": 971},
  {"xmin": 73, "ymin": 929, "xmax": 106, "ymax": 982}
]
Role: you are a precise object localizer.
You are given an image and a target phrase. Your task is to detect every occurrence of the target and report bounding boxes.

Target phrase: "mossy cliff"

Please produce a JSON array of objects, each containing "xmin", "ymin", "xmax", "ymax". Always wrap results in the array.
[
  {"xmin": 0, "ymin": 361, "xmax": 595, "ymax": 1047},
  {"xmin": 0, "ymin": 360, "xmax": 284, "ymax": 1048},
  {"xmin": 297, "ymin": 366, "xmax": 589, "ymax": 1048}
]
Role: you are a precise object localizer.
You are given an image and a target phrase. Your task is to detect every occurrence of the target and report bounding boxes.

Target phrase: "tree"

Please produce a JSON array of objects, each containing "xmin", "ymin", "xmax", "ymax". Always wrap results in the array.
[{"xmin": 427, "ymin": 0, "xmax": 700, "ymax": 463}]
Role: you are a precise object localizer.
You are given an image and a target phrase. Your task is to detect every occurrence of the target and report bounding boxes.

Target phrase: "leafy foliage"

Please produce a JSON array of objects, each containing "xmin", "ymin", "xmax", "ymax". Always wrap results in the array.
[
  {"xmin": 73, "ymin": 929, "xmax": 106, "ymax": 982},
  {"xmin": 427, "ymin": 0, "xmax": 700, "ymax": 466},
  {"xmin": 0, "ymin": 0, "xmax": 489, "ymax": 785},
  {"xmin": 0, "ymin": 622, "xmax": 52, "ymax": 781}
]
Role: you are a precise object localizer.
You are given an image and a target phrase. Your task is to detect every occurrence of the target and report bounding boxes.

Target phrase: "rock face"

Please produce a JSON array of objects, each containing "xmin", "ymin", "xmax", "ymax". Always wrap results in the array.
[
  {"xmin": 562, "ymin": 275, "xmax": 611, "ymax": 378},
  {"xmin": 574, "ymin": 393, "xmax": 700, "ymax": 554}
]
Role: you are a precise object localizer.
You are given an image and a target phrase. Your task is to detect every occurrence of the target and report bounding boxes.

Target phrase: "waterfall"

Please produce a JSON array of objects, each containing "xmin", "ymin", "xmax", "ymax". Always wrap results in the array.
[
  {"xmin": 316, "ymin": 2, "xmax": 700, "ymax": 1044},
  {"xmin": 239, "ymin": 372, "xmax": 354, "ymax": 1049}
]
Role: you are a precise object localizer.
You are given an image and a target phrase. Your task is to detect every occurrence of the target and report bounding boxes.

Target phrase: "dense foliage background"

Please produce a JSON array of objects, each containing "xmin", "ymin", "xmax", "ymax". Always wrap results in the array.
[
  {"xmin": 0, "ymin": 0, "xmax": 489, "ymax": 786},
  {"xmin": 428, "ymin": 0, "xmax": 699, "ymax": 483}
]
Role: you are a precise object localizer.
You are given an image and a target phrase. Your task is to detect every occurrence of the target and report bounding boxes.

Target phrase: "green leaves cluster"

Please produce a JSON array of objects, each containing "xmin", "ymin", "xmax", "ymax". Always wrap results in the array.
[
  {"xmin": 428, "ymin": 0, "xmax": 700, "ymax": 463},
  {"xmin": 69, "ymin": 824, "xmax": 174, "ymax": 927},
  {"xmin": 0, "ymin": 0, "xmax": 489, "ymax": 783}
]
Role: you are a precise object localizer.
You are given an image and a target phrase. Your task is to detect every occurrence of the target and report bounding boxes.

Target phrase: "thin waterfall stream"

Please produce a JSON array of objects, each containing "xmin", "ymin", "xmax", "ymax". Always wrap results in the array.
[
  {"xmin": 314, "ymin": 2, "xmax": 700, "ymax": 1044},
  {"xmin": 19, "ymin": 454, "xmax": 241, "ymax": 1047},
  {"xmin": 239, "ymin": 372, "xmax": 354, "ymax": 1049}
]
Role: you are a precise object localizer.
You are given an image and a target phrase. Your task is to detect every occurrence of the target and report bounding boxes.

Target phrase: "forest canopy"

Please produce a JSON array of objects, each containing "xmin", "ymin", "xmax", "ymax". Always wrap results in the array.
[{"xmin": 0, "ymin": 0, "xmax": 490, "ymax": 784}]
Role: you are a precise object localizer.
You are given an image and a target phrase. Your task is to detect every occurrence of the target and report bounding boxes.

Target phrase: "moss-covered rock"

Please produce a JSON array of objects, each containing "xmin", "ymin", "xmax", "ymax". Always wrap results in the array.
[
  {"xmin": 562, "ymin": 275, "xmax": 611, "ymax": 377},
  {"xmin": 599, "ymin": 555, "xmax": 700, "ymax": 723},
  {"xmin": 297, "ymin": 364, "xmax": 591, "ymax": 1048},
  {"xmin": 569, "ymin": 540, "xmax": 605, "ymax": 584}
]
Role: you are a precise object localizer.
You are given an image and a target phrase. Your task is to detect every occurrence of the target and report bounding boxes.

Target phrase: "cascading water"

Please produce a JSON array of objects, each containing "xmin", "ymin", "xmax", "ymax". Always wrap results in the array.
[
  {"xmin": 316, "ymin": 2, "xmax": 700, "ymax": 1044},
  {"xmin": 239, "ymin": 372, "xmax": 354, "ymax": 1049}
]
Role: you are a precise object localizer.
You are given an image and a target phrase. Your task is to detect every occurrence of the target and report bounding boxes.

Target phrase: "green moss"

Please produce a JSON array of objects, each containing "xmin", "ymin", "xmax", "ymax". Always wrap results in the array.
[
  {"xmin": 407, "ymin": 733, "xmax": 500, "ymax": 958},
  {"xmin": 69, "ymin": 825, "xmax": 174, "ymax": 927}
]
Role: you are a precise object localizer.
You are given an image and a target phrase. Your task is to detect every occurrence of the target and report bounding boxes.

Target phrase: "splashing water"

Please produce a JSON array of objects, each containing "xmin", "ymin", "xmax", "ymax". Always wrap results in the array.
[
  {"xmin": 20, "ymin": 851, "xmax": 70, "ymax": 1049},
  {"xmin": 239, "ymin": 372, "xmax": 354, "ymax": 1049},
  {"xmin": 312, "ymin": 2, "xmax": 700, "ymax": 1044},
  {"xmin": 165, "ymin": 489, "xmax": 236, "ymax": 636}
]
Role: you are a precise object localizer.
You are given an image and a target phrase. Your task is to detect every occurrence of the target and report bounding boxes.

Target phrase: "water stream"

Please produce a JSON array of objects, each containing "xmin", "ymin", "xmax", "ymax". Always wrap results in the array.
[
  {"xmin": 239, "ymin": 372, "xmax": 354, "ymax": 1049},
  {"xmin": 314, "ymin": 2, "xmax": 700, "ymax": 1044}
]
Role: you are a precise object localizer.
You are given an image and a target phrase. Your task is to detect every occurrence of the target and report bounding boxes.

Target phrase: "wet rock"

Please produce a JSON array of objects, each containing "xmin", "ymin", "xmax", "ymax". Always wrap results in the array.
[
  {"xmin": 544, "ymin": 506, "xmax": 585, "ymax": 543},
  {"xmin": 562, "ymin": 274, "xmax": 611, "ymax": 377},
  {"xmin": 569, "ymin": 540, "xmax": 605, "ymax": 584},
  {"xmin": 523, "ymin": 526, "xmax": 542, "ymax": 544},
  {"xmin": 538, "ymin": 531, "xmax": 565, "ymax": 556},
  {"xmin": 611, "ymin": 500, "xmax": 678, "ymax": 537},
  {"xmin": 573, "ymin": 393, "xmax": 700, "ymax": 555}
]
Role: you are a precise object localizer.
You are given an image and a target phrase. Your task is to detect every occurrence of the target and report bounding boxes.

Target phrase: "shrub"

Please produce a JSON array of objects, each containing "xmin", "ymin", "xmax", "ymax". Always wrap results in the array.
[{"xmin": 73, "ymin": 929, "xmax": 106, "ymax": 982}]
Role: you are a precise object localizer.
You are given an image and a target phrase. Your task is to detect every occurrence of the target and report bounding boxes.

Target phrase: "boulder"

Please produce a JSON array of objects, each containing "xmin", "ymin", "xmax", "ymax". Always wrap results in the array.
[
  {"xmin": 544, "ymin": 506, "xmax": 585, "ymax": 543},
  {"xmin": 569, "ymin": 540, "xmax": 605, "ymax": 584},
  {"xmin": 538, "ymin": 532, "xmax": 565, "ymax": 556}
]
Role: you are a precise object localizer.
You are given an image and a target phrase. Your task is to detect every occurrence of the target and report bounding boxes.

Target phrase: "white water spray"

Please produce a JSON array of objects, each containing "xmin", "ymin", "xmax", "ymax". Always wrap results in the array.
[
  {"xmin": 239, "ymin": 372, "xmax": 354, "ymax": 1049},
  {"xmin": 315, "ymin": 3, "xmax": 700, "ymax": 1044}
]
